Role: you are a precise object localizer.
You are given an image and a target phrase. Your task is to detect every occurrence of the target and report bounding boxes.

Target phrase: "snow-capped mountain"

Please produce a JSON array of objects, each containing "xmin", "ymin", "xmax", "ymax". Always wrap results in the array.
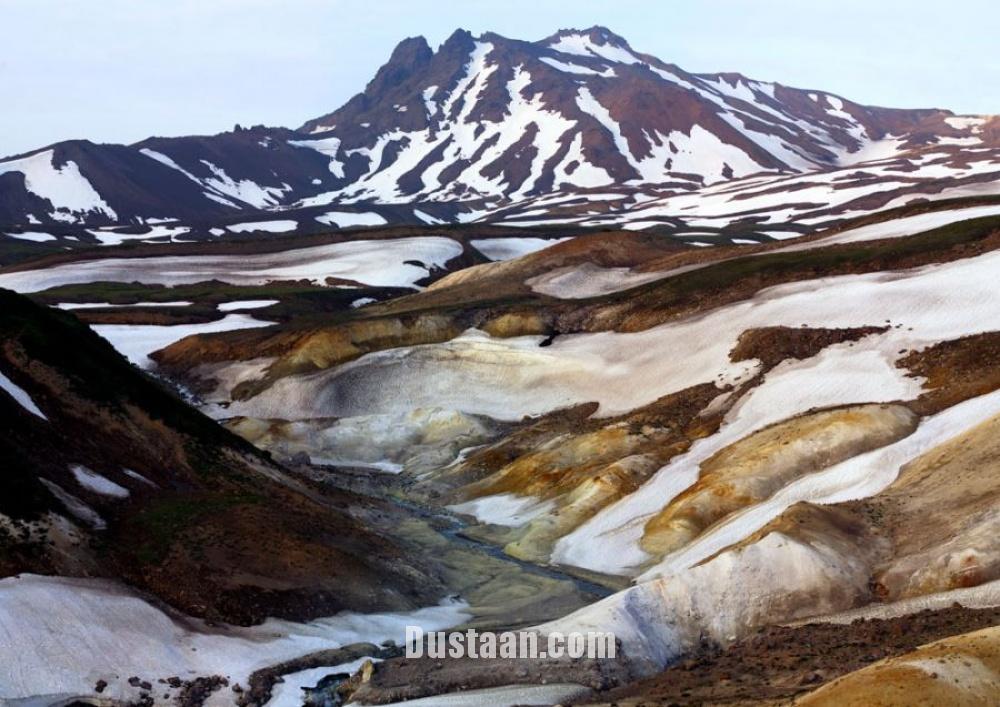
[
  {"xmin": 300, "ymin": 27, "xmax": 963, "ymax": 200},
  {"xmin": 0, "ymin": 26, "xmax": 996, "ymax": 229}
]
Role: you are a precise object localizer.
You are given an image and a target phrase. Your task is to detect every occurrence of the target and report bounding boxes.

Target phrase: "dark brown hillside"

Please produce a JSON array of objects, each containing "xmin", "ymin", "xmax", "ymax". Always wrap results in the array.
[{"xmin": 0, "ymin": 288, "xmax": 443, "ymax": 624}]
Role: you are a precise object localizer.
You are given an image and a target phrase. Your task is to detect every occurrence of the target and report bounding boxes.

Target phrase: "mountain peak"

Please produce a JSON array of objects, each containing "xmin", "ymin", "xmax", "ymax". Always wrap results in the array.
[
  {"xmin": 361, "ymin": 35, "xmax": 434, "ymax": 99},
  {"xmin": 381, "ymin": 35, "xmax": 433, "ymax": 72},
  {"xmin": 2, "ymin": 26, "xmax": 984, "ymax": 229},
  {"xmin": 440, "ymin": 28, "xmax": 476, "ymax": 50},
  {"xmin": 544, "ymin": 25, "xmax": 631, "ymax": 49}
]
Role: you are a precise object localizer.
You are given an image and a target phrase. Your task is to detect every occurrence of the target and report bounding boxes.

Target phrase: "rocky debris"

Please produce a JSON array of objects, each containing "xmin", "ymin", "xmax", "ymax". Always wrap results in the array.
[
  {"xmin": 584, "ymin": 604, "xmax": 1000, "ymax": 706},
  {"xmin": 729, "ymin": 325, "xmax": 888, "ymax": 368},
  {"xmin": 127, "ymin": 676, "xmax": 153, "ymax": 691},
  {"xmin": 177, "ymin": 675, "xmax": 230, "ymax": 707},
  {"xmin": 899, "ymin": 330, "xmax": 1000, "ymax": 414},
  {"xmin": 796, "ymin": 622, "xmax": 1000, "ymax": 706}
]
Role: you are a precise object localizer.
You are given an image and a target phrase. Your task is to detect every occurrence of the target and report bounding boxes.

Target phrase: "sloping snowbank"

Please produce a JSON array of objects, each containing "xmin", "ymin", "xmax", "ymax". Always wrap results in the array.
[
  {"xmin": 348, "ymin": 683, "xmax": 590, "ymax": 707},
  {"xmin": 779, "ymin": 203, "xmax": 1000, "ymax": 253},
  {"xmin": 540, "ymin": 530, "xmax": 872, "ymax": 671},
  {"xmin": 0, "ymin": 574, "xmax": 469, "ymax": 705},
  {"xmin": 223, "ymin": 247, "xmax": 1000, "ymax": 575},
  {"xmin": 526, "ymin": 262, "xmax": 704, "ymax": 299},
  {"xmin": 0, "ymin": 237, "xmax": 464, "ymax": 292},
  {"xmin": 216, "ymin": 299, "xmax": 279, "ymax": 311},
  {"xmin": 449, "ymin": 493, "xmax": 556, "ymax": 527},
  {"xmin": 791, "ymin": 578, "xmax": 1000, "ymax": 625},
  {"xmin": 541, "ymin": 388, "xmax": 1000, "ymax": 670},
  {"xmin": 92, "ymin": 314, "xmax": 272, "ymax": 368},
  {"xmin": 639, "ymin": 387, "xmax": 1000, "ymax": 580},
  {"xmin": 57, "ymin": 301, "xmax": 193, "ymax": 309},
  {"xmin": 470, "ymin": 237, "xmax": 571, "ymax": 261},
  {"xmin": 0, "ymin": 149, "xmax": 116, "ymax": 221},
  {"xmin": 552, "ymin": 338, "xmax": 922, "ymax": 574}
]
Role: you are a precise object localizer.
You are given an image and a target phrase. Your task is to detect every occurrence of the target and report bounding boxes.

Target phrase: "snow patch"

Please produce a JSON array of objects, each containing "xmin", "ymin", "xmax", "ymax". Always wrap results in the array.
[
  {"xmin": 540, "ymin": 57, "xmax": 615, "ymax": 77},
  {"xmin": 70, "ymin": 465, "xmax": 130, "ymax": 499},
  {"xmin": 0, "ymin": 574, "xmax": 468, "ymax": 704},
  {"xmin": 92, "ymin": 315, "xmax": 273, "ymax": 368},
  {"xmin": 5, "ymin": 231, "xmax": 57, "ymax": 243},
  {"xmin": 0, "ymin": 370, "xmax": 47, "ymax": 420},
  {"xmin": 449, "ymin": 493, "xmax": 556, "ymax": 527},
  {"xmin": 0, "ymin": 150, "xmax": 116, "ymax": 222},
  {"xmin": 227, "ymin": 220, "xmax": 298, "ymax": 234},
  {"xmin": 315, "ymin": 211, "xmax": 388, "ymax": 228},
  {"xmin": 0, "ymin": 237, "xmax": 464, "ymax": 293},
  {"xmin": 217, "ymin": 299, "xmax": 279, "ymax": 311}
]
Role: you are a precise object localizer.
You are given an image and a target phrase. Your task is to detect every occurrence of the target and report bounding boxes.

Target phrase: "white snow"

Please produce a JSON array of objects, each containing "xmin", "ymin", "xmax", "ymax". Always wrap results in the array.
[
  {"xmin": 640, "ymin": 386, "xmax": 1000, "ymax": 581},
  {"xmin": 527, "ymin": 263, "xmax": 679, "ymax": 299},
  {"xmin": 548, "ymin": 34, "xmax": 640, "ymax": 64},
  {"xmin": 226, "ymin": 245, "xmax": 1000, "ymax": 574},
  {"xmin": 87, "ymin": 224, "xmax": 191, "ymax": 246},
  {"xmin": 423, "ymin": 85, "xmax": 439, "ymax": 119},
  {"xmin": 350, "ymin": 297, "xmax": 376, "ymax": 308},
  {"xmin": 413, "ymin": 209, "xmax": 445, "ymax": 225},
  {"xmin": 470, "ymin": 237, "xmax": 571, "ymax": 261},
  {"xmin": 0, "ymin": 370, "xmax": 47, "ymax": 419},
  {"xmin": 267, "ymin": 657, "xmax": 379, "ymax": 707},
  {"xmin": 140, "ymin": 148, "xmax": 201, "ymax": 182},
  {"xmin": 315, "ymin": 211, "xmax": 388, "ymax": 228},
  {"xmin": 541, "ymin": 529, "xmax": 869, "ymax": 670},
  {"xmin": 227, "ymin": 220, "xmax": 298, "ymax": 234},
  {"xmin": 354, "ymin": 684, "xmax": 590, "ymax": 707},
  {"xmin": 200, "ymin": 161, "xmax": 289, "ymax": 209},
  {"xmin": 0, "ymin": 574, "xmax": 469, "ymax": 705},
  {"xmin": 0, "ymin": 237, "xmax": 465, "ymax": 293},
  {"xmin": 288, "ymin": 136, "xmax": 346, "ymax": 178},
  {"xmin": 780, "ymin": 204, "xmax": 1000, "ymax": 253},
  {"xmin": 448, "ymin": 493, "xmax": 556, "ymax": 527},
  {"xmin": 217, "ymin": 299, "xmax": 279, "ymax": 311},
  {"xmin": 575, "ymin": 89, "xmax": 758, "ymax": 184},
  {"xmin": 539, "ymin": 56, "xmax": 615, "ymax": 77},
  {"xmin": 122, "ymin": 468, "xmax": 157, "ymax": 487},
  {"xmin": 57, "ymin": 301, "xmax": 193, "ymax": 310},
  {"xmin": 944, "ymin": 116, "xmax": 987, "ymax": 132},
  {"xmin": 540, "ymin": 386, "xmax": 1000, "ymax": 669},
  {"xmin": 5, "ymin": 231, "xmax": 57, "ymax": 242},
  {"xmin": 204, "ymin": 191, "xmax": 241, "ymax": 208},
  {"xmin": 38, "ymin": 481, "xmax": 105, "ymax": 529},
  {"xmin": 69, "ymin": 465, "xmax": 130, "ymax": 499},
  {"xmin": 793, "ymin": 578, "xmax": 1000, "ymax": 625},
  {"xmin": 553, "ymin": 337, "xmax": 921, "ymax": 574},
  {"xmin": 92, "ymin": 314, "xmax": 273, "ymax": 368},
  {"xmin": 0, "ymin": 149, "xmax": 116, "ymax": 222}
]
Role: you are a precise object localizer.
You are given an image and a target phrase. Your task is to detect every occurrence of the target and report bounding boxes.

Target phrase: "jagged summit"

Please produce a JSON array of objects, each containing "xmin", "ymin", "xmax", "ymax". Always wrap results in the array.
[{"xmin": 0, "ymin": 27, "xmax": 994, "ymax": 228}]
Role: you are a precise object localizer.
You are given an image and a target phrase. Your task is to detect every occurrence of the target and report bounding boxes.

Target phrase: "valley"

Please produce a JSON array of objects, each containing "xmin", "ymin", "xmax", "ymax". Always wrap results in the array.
[{"xmin": 3, "ymin": 22, "xmax": 1000, "ymax": 707}]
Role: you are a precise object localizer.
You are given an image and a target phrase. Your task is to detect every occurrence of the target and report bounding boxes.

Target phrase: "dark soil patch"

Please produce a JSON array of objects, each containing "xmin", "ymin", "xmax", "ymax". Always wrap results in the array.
[{"xmin": 586, "ymin": 605, "xmax": 1000, "ymax": 706}]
